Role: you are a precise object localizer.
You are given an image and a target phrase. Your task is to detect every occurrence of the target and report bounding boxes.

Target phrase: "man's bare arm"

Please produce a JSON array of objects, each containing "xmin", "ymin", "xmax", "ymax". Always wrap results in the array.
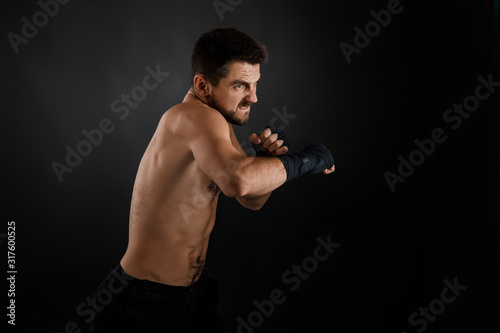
[
  {"xmin": 189, "ymin": 107, "xmax": 286, "ymax": 198},
  {"xmin": 189, "ymin": 106, "xmax": 334, "ymax": 204},
  {"xmin": 228, "ymin": 123, "xmax": 273, "ymax": 210}
]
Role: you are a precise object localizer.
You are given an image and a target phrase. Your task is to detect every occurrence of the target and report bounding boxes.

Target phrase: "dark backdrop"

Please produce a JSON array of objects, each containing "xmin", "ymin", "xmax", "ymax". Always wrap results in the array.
[{"xmin": 2, "ymin": 0, "xmax": 499, "ymax": 332}]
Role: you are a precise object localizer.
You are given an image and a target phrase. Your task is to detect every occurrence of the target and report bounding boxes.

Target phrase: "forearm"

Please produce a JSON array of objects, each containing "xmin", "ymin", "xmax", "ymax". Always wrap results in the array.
[{"xmin": 228, "ymin": 156, "xmax": 286, "ymax": 197}]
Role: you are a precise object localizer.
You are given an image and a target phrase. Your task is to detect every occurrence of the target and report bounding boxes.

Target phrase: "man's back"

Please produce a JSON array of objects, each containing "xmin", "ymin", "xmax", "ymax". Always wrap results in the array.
[{"xmin": 120, "ymin": 95, "xmax": 227, "ymax": 287}]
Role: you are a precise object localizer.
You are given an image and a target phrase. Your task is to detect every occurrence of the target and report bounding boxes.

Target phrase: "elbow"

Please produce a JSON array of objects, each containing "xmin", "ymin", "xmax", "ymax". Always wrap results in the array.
[
  {"xmin": 222, "ymin": 172, "xmax": 266, "ymax": 210},
  {"xmin": 235, "ymin": 195, "xmax": 265, "ymax": 211},
  {"xmin": 221, "ymin": 173, "xmax": 250, "ymax": 198}
]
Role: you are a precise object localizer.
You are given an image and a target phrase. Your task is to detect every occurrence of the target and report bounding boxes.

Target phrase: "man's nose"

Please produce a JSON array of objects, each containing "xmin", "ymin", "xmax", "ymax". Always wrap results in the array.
[{"xmin": 246, "ymin": 87, "xmax": 258, "ymax": 104}]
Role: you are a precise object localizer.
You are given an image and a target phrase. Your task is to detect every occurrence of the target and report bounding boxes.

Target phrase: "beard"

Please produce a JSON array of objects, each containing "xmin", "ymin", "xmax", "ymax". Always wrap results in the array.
[{"xmin": 207, "ymin": 92, "xmax": 252, "ymax": 126}]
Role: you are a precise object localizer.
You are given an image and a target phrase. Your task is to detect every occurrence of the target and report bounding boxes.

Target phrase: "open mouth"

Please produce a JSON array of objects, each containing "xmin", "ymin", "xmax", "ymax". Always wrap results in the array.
[{"xmin": 238, "ymin": 104, "xmax": 251, "ymax": 111}]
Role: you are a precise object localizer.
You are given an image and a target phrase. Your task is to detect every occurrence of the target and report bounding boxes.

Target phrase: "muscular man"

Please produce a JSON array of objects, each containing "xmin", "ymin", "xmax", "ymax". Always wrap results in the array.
[{"xmin": 90, "ymin": 27, "xmax": 334, "ymax": 332}]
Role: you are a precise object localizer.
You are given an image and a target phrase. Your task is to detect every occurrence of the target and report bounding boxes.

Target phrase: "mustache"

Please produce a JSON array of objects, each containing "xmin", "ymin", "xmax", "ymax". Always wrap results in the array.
[{"xmin": 238, "ymin": 101, "xmax": 253, "ymax": 108}]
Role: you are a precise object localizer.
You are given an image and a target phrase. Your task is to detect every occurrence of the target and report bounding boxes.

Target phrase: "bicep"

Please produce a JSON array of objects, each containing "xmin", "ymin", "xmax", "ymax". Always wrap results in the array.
[
  {"xmin": 229, "ymin": 124, "xmax": 246, "ymax": 155},
  {"xmin": 189, "ymin": 110, "xmax": 245, "ymax": 192}
]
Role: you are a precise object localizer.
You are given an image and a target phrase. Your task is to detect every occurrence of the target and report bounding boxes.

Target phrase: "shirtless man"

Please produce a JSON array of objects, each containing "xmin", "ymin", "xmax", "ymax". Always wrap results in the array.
[{"xmin": 90, "ymin": 27, "xmax": 335, "ymax": 333}]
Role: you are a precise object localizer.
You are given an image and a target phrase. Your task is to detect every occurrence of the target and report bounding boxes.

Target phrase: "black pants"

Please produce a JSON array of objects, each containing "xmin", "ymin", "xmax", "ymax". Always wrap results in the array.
[{"xmin": 89, "ymin": 264, "xmax": 225, "ymax": 333}]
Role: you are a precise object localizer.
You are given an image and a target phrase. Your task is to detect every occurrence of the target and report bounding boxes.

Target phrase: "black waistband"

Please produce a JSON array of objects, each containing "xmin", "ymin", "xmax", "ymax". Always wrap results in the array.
[{"xmin": 112, "ymin": 264, "xmax": 207, "ymax": 294}]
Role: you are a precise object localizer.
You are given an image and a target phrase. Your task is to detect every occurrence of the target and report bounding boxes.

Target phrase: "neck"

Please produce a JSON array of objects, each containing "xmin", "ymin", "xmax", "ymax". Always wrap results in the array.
[{"xmin": 183, "ymin": 88, "xmax": 209, "ymax": 105}]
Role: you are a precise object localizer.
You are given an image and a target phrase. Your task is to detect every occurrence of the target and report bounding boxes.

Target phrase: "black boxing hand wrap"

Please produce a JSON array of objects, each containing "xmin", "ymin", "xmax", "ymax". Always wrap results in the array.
[{"xmin": 277, "ymin": 144, "xmax": 335, "ymax": 182}]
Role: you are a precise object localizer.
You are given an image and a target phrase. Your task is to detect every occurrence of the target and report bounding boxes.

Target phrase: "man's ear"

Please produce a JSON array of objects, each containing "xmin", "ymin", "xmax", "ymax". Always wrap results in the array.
[{"xmin": 193, "ymin": 74, "xmax": 211, "ymax": 97}]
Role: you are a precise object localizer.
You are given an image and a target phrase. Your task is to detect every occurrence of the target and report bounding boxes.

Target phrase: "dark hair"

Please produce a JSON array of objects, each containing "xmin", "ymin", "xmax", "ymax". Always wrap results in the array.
[{"xmin": 191, "ymin": 27, "xmax": 268, "ymax": 87}]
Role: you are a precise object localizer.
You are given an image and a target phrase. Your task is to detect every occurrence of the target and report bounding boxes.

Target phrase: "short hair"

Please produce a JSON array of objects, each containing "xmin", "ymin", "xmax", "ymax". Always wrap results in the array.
[{"xmin": 191, "ymin": 27, "xmax": 268, "ymax": 87}]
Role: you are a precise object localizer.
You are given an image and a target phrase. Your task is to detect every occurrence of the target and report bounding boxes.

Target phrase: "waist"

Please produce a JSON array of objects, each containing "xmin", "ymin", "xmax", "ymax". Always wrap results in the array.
[
  {"xmin": 120, "ymin": 247, "xmax": 207, "ymax": 286},
  {"xmin": 115, "ymin": 263, "xmax": 207, "ymax": 292}
]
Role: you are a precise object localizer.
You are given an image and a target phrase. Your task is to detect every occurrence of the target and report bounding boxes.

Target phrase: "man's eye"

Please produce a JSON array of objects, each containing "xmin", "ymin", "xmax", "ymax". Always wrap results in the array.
[{"xmin": 236, "ymin": 84, "xmax": 243, "ymax": 89}]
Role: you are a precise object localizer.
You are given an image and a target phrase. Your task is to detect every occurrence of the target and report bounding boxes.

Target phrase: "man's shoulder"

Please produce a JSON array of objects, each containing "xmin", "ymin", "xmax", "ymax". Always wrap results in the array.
[{"xmin": 162, "ymin": 101, "xmax": 229, "ymax": 133}]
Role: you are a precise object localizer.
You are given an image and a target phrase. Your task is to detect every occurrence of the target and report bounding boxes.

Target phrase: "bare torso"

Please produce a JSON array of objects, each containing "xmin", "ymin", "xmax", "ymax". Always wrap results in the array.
[{"xmin": 120, "ymin": 92, "xmax": 240, "ymax": 286}]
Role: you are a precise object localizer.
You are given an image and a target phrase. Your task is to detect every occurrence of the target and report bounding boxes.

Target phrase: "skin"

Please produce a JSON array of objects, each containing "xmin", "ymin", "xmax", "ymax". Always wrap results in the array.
[{"xmin": 120, "ymin": 61, "xmax": 334, "ymax": 286}]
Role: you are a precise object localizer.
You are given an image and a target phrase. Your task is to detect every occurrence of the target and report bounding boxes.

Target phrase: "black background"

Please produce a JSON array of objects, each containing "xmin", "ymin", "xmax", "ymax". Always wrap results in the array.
[{"xmin": 2, "ymin": 0, "xmax": 499, "ymax": 332}]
